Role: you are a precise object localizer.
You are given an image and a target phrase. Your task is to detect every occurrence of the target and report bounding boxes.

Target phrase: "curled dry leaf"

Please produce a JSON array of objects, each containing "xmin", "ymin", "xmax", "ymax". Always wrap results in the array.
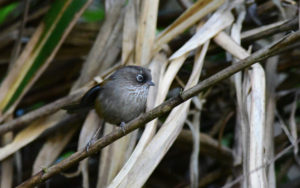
[
  {"xmin": 170, "ymin": 6, "xmax": 234, "ymax": 60},
  {"xmin": 154, "ymin": 0, "xmax": 224, "ymax": 54}
]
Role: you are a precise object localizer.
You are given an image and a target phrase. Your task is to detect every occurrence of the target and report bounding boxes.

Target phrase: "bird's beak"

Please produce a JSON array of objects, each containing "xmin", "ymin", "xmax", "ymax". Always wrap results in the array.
[{"xmin": 147, "ymin": 81, "xmax": 155, "ymax": 86}]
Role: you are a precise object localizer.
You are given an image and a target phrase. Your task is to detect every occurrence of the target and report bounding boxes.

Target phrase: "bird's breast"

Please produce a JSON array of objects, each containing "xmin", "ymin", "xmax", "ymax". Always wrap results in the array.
[{"xmin": 95, "ymin": 85, "xmax": 149, "ymax": 124}]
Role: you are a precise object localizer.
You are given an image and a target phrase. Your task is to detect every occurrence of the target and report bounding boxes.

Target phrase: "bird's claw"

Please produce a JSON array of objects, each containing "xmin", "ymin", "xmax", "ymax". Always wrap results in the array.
[
  {"xmin": 85, "ymin": 137, "xmax": 96, "ymax": 152},
  {"xmin": 120, "ymin": 122, "xmax": 126, "ymax": 134}
]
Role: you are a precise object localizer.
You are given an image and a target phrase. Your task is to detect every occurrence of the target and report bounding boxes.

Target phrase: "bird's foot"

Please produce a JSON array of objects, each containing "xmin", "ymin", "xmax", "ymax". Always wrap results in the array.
[
  {"xmin": 120, "ymin": 122, "xmax": 126, "ymax": 134},
  {"xmin": 85, "ymin": 137, "xmax": 96, "ymax": 152},
  {"xmin": 85, "ymin": 125, "xmax": 102, "ymax": 152}
]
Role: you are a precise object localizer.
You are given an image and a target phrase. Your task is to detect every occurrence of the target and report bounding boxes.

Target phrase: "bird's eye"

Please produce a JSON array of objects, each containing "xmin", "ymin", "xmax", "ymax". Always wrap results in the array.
[{"xmin": 136, "ymin": 74, "xmax": 144, "ymax": 83}]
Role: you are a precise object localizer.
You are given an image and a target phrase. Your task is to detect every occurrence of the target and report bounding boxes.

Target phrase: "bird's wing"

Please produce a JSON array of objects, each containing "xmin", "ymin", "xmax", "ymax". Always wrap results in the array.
[
  {"xmin": 80, "ymin": 85, "xmax": 102, "ymax": 107},
  {"xmin": 63, "ymin": 85, "xmax": 102, "ymax": 113}
]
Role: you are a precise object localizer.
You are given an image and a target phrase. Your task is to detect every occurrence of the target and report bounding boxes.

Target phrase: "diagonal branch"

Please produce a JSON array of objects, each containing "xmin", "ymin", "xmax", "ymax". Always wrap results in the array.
[
  {"xmin": 9, "ymin": 0, "xmax": 30, "ymax": 68},
  {"xmin": 241, "ymin": 18, "xmax": 297, "ymax": 42},
  {"xmin": 0, "ymin": 88, "xmax": 87, "ymax": 135},
  {"xmin": 0, "ymin": 64, "xmax": 120, "ymax": 134},
  {"xmin": 17, "ymin": 30, "xmax": 300, "ymax": 188}
]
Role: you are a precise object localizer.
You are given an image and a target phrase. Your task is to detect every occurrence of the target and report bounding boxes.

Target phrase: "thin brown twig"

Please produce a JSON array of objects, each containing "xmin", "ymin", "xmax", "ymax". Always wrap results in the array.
[
  {"xmin": 199, "ymin": 168, "xmax": 231, "ymax": 187},
  {"xmin": 9, "ymin": 0, "xmax": 30, "ymax": 68},
  {"xmin": 241, "ymin": 17, "xmax": 297, "ymax": 42},
  {"xmin": 16, "ymin": 30, "xmax": 300, "ymax": 188},
  {"xmin": 222, "ymin": 138, "xmax": 300, "ymax": 188},
  {"xmin": 202, "ymin": 18, "xmax": 297, "ymax": 67},
  {"xmin": 0, "ymin": 63, "xmax": 120, "ymax": 135},
  {"xmin": 0, "ymin": 5, "xmax": 49, "ymax": 42},
  {"xmin": 218, "ymin": 111, "xmax": 234, "ymax": 148},
  {"xmin": 177, "ymin": 129, "xmax": 233, "ymax": 164},
  {"xmin": 0, "ymin": 87, "xmax": 87, "ymax": 135}
]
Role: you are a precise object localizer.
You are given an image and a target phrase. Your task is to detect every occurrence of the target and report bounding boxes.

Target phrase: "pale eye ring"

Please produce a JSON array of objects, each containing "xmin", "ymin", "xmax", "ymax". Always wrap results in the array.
[{"xmin": 136, "ymin": 74, "xmax": 144, "ymax": 83}]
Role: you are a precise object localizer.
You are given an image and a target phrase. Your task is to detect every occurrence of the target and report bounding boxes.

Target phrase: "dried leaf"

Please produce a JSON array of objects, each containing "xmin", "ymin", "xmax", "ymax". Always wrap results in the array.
[
  {"xmin": 32, "ymin": 126, "xmax": 78, "ymax": 174},
  {"xmin": 0, "ymin": 132, "xmax": 13, "ymax": 188},
  {"xmin": 170, "ymin": 6, "xmax": 234, "ymax": 59},
  {"xmin": 248, "ymin": 64, "xmax": 267, "ymax": 187},
  {"xmin": 122, "ymin": 0, "xmax": 139, "ymax": 65},
  {"xmin": 0, "ymin": 115, "xmax": 53, "ymax": 160},
  {"xmin": 154, "ymin": 0, "xmax": 224, "ymax": 54},
  {"xmin": 135, "ymin": 0, "xmax": 159, "ymax": 66},
  {"xmin": 0, "ymin": 0, "xmax": 92, "ymax": 115}
]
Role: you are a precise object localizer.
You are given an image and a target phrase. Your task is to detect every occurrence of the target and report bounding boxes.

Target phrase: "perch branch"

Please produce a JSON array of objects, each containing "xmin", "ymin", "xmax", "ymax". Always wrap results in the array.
[
  {"xmin": 17, "ymin": 30, "xmax": 300, "ymax": 188},
  {"xmin": 0, "ymin": 64, "xmax": 120, "ymax": 135},
  {"xmin": 241, "ymin": 18, "xmax": 297, "ymax": 42},
  {"xmin": 0, "ymin": 88, "xmax": 87, "ymax": 135}
]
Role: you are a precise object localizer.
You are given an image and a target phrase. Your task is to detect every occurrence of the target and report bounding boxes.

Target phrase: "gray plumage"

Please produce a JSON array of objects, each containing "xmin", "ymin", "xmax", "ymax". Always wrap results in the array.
[{"xmin": 94, "ymin": 66, "xmax": 154, "ymax": 125}]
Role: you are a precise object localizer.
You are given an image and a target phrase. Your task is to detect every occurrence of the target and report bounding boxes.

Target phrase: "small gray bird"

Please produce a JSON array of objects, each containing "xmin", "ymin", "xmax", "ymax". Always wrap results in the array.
[{"xmin": 66, "ymin": 66, "xmax": 155, "ymax": 127}]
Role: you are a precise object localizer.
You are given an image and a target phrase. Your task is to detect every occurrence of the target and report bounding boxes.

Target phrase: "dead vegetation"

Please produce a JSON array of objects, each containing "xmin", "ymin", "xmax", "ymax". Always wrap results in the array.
[{"xmin": 0, "ymin": 0, "xmax": 300, "ymax": 188}]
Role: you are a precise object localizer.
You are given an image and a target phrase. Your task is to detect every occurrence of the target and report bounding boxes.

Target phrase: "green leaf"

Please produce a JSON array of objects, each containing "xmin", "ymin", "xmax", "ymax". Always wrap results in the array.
[
  {"xmin": 0, "ymin": 2, "xmax": 19, "ymax": 24},
  {"xmin": 221, "ymin": 133, "xmax": 233, "ymax": 147},
  {"xmin": 82, "ymin": 6, "xmax": 105, "ymax": 22},
  {"xmin": 55, "ymin": 151, "xmax": 75, "ymax": 163},
  {"xmin": 2, "ymin": 0, "xmax": 90, "ymax": 112}
]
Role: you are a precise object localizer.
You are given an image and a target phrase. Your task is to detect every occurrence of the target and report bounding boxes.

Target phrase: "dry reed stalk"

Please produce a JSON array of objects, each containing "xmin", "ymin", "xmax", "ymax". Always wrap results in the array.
[
  {"xmin": 214, "ymin": 30, "xmax": 268, "ymax": 187},
  {"xmin": 265, "ymin": 40, "xmax": 281, "ymax": 188},
  {"xmin": 154, "ymin": 0, "xmax": 224, "ymax": 54},
  {"xmin": 170, "ymin": 4, "xmax": 234, "ymax": 59},
  {"xmin": 135, "ymin": 0, "xmax": 159, "ymax": 66}
]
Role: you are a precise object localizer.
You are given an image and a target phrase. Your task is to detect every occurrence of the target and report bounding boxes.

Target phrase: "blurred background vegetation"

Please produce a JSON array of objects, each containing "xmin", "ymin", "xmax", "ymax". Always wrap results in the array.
[{"xmin": 0, "ymin": 0, "xmax": 300, "ymax": 188}]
